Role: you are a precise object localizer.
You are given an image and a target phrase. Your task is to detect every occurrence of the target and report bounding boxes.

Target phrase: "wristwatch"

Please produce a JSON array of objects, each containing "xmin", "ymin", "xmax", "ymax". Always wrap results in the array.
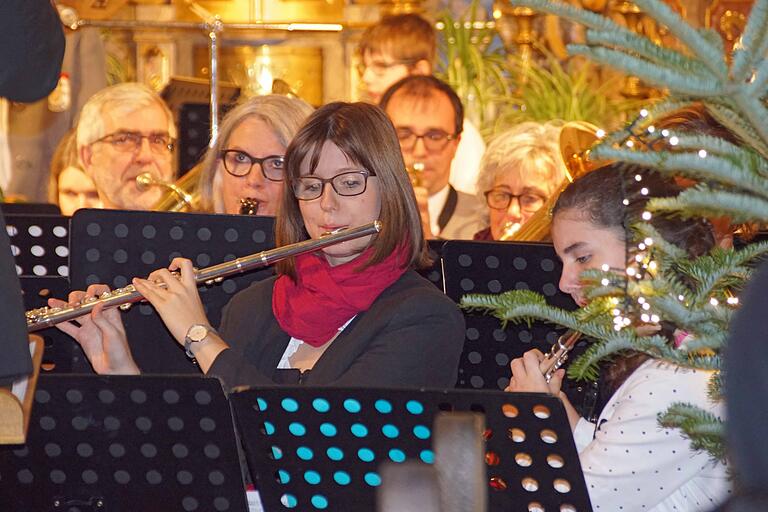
[{"xmin": 184, "ymin": 324, "xmax": 216, "ymax": 359}]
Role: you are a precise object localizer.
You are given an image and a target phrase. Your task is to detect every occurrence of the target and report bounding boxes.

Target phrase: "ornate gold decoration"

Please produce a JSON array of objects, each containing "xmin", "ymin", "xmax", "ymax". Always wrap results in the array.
[{"xmin": 194, "ymin": 45, "xmax": 323, "ymax": 105}]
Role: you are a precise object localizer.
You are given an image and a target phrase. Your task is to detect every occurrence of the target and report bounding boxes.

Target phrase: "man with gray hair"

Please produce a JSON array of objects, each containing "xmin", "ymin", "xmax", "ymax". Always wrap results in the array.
[{"xmin": 77, "ymin": 82, "xmax": 176, "ymax": 210}]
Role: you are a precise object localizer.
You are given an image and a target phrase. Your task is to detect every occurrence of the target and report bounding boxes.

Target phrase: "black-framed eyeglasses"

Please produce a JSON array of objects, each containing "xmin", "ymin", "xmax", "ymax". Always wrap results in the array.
[
  {"xmin": 484, "ymin": 188, "xmax": 547, "ymax": 213},
  {"xmin": 93, "ymin": 131, "xmax": 174, "ymax": 154},
  {"xmin": 220, "ymin": 150, "xmax": 285, "ymax": 181},
  {"xmin": 292, "ymin": 170, "xmax": 377, "ymax": 201},
  {"xmin": 396, "ymin": 128, "xmax": 457, "ymax": 153}
]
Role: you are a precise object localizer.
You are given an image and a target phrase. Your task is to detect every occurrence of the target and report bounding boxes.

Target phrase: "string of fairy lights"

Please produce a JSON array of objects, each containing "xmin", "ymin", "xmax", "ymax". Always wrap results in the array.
[{"xmin": 594, "ymin": 108, "xmax": 739, "ymax": 333}]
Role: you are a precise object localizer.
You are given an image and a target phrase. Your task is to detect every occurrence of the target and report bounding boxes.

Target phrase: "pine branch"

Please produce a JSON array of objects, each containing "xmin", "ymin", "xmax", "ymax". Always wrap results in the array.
[
  {"xmin": 632, "ymin": 223, "xmax": 688, "ymax": 260},
  {"xmin": 675, "ymin": 242, "xmax": 768, "ymax": 302},
  {"xmin": 669, "ymin": 133, "xmax": 761, "ymax": 166},
  {"xmin": 568, "ymin": 45, "xmax": 723, "ymax": 96},
  {"xmin": 592, "ymin": 147, "xmax": 768, "ymax": 198},
  {"xmin": 731, "ymin": 91, "xmax": 768, "ymax": 148},
  {"xmin": 566, "ymin": 332, "xmax": 640, "ymax": 381},
  {"xmin": 648, "ymin": 185, "xmax": 768, "ymax": 223},
  {"xmin": 584, "ymin": 30, "xmax": 715, "ymax": 77},
  {"xmin": 730, "ymin": 0, "xmax": 768, "ymax": 83},
  {"xmin": 507, "ymin": 0, "xmax": 628, "ymax": 33},
  {"xmin": 704, "ymin": 102, "xmax": 768, "ymax": 159},
  {"xmin": 631, "ymin": 0, "xmax": 727, "ymax": 79},
  {"xmin": 658, "ymin": 403, "xmax": 726, "ymax": 462},
  {"xmin": 750, "ymin": 56, "xmax": 768, "ymax": 101}
]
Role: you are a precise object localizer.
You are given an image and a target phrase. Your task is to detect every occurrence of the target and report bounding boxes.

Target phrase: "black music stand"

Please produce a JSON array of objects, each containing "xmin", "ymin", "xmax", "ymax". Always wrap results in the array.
[
  {"xmin": 441, "ymin": 241, "xmax": 598, "ymax": 418},
  {"xmin": 415, "ymin": 240, "xmax": 446, "ymax": 291},
  {"xmin": 4, "ymin": 213, "xmax": 75, "ymax": 374},
  {"xmin": 230, "ymin": 387, "xmax": 592, "ymax": 511},
  {"xmin": 0, "ymin": 374, "xmax": 248, "ymax": 512},
  {"xmin": 68, "ymin": 209, "xmax": 275, "ymax": 373},
  {"xmin": 4, "ymin": 214, "xmax": 70, "ymax": 278},
  {"xmin": 0, "ymin": 202, "xmax": 61, "ymax": 215}
]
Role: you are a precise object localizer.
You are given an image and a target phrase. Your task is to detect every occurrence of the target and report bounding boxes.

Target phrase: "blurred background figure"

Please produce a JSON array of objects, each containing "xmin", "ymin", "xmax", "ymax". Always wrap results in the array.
[
  {"xmin": 76, "ymin": 82, "xmax": 176, "ymax": 211},
  {"xmin": 48, "ymin": 129, "xmax": 101, "ymax": 215},
  {"xmin": 197, "ymin": 94, "xmax": 314, "ymax": 215},
  {"xmin": 473, "ymin": 122, "xmax": 567, "ymax": 240},
  {"xmin": 5, "ymin": 9, "xmax": 106, "ymax": 203},
  {"xmin": 359, "ymin": 13, "xmax": 485, "ymax": 195}
]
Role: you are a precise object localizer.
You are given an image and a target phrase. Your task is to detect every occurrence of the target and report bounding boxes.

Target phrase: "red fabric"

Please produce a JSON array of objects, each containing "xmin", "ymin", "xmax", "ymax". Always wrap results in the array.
[{"xmin": 272, "ymin": 246, "xmax": 408, "ymax": 347}]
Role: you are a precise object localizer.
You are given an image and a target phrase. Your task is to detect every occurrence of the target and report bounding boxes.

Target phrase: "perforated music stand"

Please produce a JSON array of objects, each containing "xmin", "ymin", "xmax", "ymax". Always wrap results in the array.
[
  {"xmin": 230, "ymin": 387, "xmax": 592, "ymax": 511},
  {"xmin": 68, "ymin": 209, "xmax": 276, "ymax": 373},
  {"xmin": 4, "ymin": 213, "xmax": 75, "ymax": 374},
  {"xmin": 441, "ymin": 241, "xmax": 597, "ymax": 417},
  {"xmin": 0, "ymin": 203, "xmax": 61, "ymax": 215},
  {"xmin": 0, "ymin": 374, "xmax": 248, "ymax": 512},
  {"xmin": 4, "ymin": 214, "xmax": 70, "ymax": 278},
  {"xmin": 415, "ymin": 240, "xmax": 446, "ymax": 291}
]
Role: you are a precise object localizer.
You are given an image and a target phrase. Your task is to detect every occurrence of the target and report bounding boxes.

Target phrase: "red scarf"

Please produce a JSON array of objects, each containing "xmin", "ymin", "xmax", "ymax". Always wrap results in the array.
[{"xmin": 272, "ymin": 246, "xmax": 408, "ymax": 347}]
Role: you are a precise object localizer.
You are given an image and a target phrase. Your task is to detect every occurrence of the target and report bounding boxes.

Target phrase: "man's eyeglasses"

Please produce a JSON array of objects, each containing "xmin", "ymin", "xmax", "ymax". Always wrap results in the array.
[
  {"xmin": 396, "ymin": 128, "xmax": 457, "ymax": 153},
  {"xmin": 220, "ymin": 150, "xmax": 285, "ymax": 181},
  {"xmin": 484, "ymin": 188, "xmax": 547, "ymax": 213},
  {"xmin": 292, "ymin": 170, "xmax": 376, "ymax": 201},
  {"xmin": 93, "ymin": 131, "xmax": 174, "ymax": 154},
  {"xmin": 357, "ymin": 59, "xmax": 416, "ymax": 78}
]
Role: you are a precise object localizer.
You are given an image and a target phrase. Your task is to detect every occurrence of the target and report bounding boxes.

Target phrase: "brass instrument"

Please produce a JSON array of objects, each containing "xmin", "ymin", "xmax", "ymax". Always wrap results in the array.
[
  {"xmin": 498, "ymin": 221, "xmax": 521, "ymax": 241},
  {"xmin": 26, "ymin": 221, "xmax": 382, "ymax": 332},
  {"xmin": 145, "ymin": 164, "xmax": 203, "ymax": 212},
  {"xmin": 407, "ymin": 162, "xmax": 426, "ymax": 187},
  {"xmin": 239, "ymin": 198, "xmax": 260, "ymax": 215},
  {"xmin": 136, "ymin": 171, "xmax": 197, "ymax": 212},
  {"xmin": 514, "ymin": 121, "xmax": 604, "ymax": 242},
  {"xmin": 539, "ymin": 329, "xmax": 583, "ymax": 382}
]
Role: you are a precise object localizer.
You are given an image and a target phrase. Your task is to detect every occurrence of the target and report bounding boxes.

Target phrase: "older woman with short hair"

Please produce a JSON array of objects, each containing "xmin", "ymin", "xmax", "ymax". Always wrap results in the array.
[{"xmin": 474, "ymin": 122, "xmax": 568, "ymax": 240}]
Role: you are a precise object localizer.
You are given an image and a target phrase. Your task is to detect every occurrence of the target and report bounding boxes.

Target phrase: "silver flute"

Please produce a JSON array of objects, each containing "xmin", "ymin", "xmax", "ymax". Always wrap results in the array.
[
  {"xmin": 539, "ymin": 329, "xmax": 582, "ymax": 382},
  {"xmin": 26, "ymin": 221, "xmax": 382, "ymax": 332}
]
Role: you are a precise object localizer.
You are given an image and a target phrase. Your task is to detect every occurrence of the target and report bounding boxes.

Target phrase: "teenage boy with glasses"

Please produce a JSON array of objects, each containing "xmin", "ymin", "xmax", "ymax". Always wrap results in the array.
[{"xmin": 357, "ymin": 13, "xmax": 486, "ymax": 195}]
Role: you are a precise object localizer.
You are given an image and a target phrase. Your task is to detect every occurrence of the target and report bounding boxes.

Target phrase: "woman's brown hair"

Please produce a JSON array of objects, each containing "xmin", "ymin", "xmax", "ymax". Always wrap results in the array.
[{"xmin": 275, "ymin": 102, "xmax": 430, "ymax": 279}]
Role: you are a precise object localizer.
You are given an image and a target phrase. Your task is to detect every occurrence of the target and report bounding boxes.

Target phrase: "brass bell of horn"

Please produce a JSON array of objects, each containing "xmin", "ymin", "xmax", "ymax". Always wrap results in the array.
[
  {"xmin": 513, "ymin": 121, "xmax": 605, "ymax": 242},
  {"xmin": 141, "ymin": 164, "xmax": 202, "ymax": 212}
]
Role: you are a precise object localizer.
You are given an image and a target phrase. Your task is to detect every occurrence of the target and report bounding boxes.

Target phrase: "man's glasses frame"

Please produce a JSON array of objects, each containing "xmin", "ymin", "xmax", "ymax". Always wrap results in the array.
[
  {"xmin": 396, "ymin": 128, "xmax": 457, "ymax": 153},
  {"xmin": 219, "ymin": 150, "xmax": 285, "ymax": 181},
  {"xmin": 93, "ymin": 131, "xmax": 174, "ymax": 154}
]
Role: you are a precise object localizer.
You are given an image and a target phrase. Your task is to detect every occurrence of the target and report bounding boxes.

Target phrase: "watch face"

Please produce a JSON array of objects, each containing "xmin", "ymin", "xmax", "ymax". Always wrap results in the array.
[{"xmin": 188, "ymin": 324, "xmax": 208, "ymax": 342}]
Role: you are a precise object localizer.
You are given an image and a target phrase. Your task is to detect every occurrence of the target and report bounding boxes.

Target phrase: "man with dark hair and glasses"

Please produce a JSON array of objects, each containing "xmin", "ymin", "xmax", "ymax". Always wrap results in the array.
[
  {"xmin": 381, "ymin": 75, "xmax": 485, "ymax": 240},
  {"xmin": 76, "ymin": 82, "xmax": 176, "ymax": 210}
]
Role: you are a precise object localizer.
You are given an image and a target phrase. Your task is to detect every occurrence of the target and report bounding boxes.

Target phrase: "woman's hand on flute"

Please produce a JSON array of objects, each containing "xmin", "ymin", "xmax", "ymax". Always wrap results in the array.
[
  {"xmin": 506, "ymin": 348, "xmax": 582, "ymax": 431},
  {"xmin": 48, "ymin": 284, "xmax": 140, "ymax": 375},
  {"xmin": 506, "ymin": 349, "xmax": 564, "ymax": 395},
  {"xmin": 132, "ymin": 257, "xmax": 210, "ymax": 347}
]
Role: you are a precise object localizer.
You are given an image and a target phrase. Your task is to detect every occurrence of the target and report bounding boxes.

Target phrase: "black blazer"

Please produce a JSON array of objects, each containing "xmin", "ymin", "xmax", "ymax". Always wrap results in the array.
[{"xmin": 207, "ymin": 270, "xmax": 465, "ymax": 390}]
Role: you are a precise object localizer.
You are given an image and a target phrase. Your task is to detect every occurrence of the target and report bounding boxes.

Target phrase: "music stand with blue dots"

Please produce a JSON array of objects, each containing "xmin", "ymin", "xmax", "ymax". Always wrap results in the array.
[{"xmin": 230, "ymin": 387, "xmax": 592, "ymax": 511}]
